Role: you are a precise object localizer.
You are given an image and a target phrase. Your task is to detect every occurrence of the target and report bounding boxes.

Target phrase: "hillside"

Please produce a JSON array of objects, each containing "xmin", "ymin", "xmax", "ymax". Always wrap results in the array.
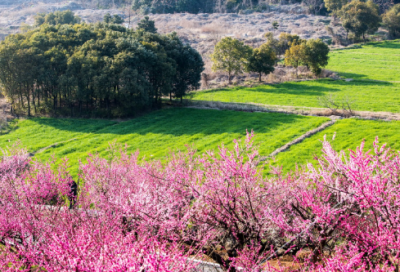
[
  {"xmin": 190, "ymin": 40, "xmax": 400, "ymax": 113},
  {"xmin": 0, "ymin": 1, "xmax": 342, "ymax": 65}
]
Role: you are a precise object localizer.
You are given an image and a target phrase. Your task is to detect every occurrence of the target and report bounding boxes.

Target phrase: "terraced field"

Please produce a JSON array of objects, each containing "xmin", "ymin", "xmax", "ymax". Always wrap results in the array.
[
  {"xmin": 327, "ymin": 41, "xmax": 400, "ymax": 81},
  {"xmin": 186, "ymin": 40, "xmax": 400, "ymax": 174},
  {"xmin": 0, "ymin": 108, "xmax": 328, "ymax": 175},
  {"xmin": 189, "ymin": 79, "xmax": 400, "ymax": 113},
  {"xmin": 189, "ymin": 40, "xmax": 400, "ymax": 113},
  {"xmin": 3, "ymin": 40, "xmax": 400, "ymax": 176}
]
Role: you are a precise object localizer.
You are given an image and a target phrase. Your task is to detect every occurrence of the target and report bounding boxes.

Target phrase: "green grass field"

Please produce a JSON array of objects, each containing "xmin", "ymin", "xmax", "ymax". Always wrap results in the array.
[
  {"xmin": 189, "ymin": 40, "xmax": 400, "ymax": 113},
  {"xmin": 0, "ymin": 108, "xmax": 328, "ymax": 175},
  {"xmin": 189, "ymin": 79, "xmax": 400, "ymax": 113},
  {"xmin": 270, "ymin": 119, "xmax": 400, "ymax": 173},
  {"xmin": 327, "ymin": 40, "xmax": 400, "ymax": 81}
]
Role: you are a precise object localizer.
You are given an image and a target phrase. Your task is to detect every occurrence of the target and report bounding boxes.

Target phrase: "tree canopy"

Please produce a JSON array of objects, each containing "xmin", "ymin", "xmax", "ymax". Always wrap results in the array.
[
  {"xmin": 104, "ymin": 13, "xmax": 125, "ymax": 24},
  {"xmin": 339, "ymin": 0, "xmax": 381, "ymax": 42},
  {"xmin": 0, "ymin": 23, "xmax": 204, "ymax": 117},
  {"xmin": 284, "ymin": 38, "xmax": 329, "ymax": 76},
  {"xmin": 137, "ymin": 16, "xmax": 158, "ymax": 33},
  {"xmin": 264, "ymin": 32, "xmax": 303, "ymax": 56},
  {"xmin": 35, "ymin": 10, "xmax": 81, "ymax": 27},
  {"xmin": 383, "ymin": 4, "xmax": 400, "ymax": 38},
  {"xmin": 324, "ymin": 0, "xmax": 348, "ymax": 13}
]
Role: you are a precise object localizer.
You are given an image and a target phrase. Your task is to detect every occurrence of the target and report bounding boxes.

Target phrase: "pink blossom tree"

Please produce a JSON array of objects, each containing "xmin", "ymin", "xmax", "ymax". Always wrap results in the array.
[{"xmin": 2, "ymin": 134, "xmax": 400, "ymax": 271}]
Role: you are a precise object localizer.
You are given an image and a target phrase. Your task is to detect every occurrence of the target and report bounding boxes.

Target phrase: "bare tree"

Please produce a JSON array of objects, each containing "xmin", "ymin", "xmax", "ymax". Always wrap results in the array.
[{"xmin": 318, "ymin": 94, "xmax": 355, "ymax": 117}]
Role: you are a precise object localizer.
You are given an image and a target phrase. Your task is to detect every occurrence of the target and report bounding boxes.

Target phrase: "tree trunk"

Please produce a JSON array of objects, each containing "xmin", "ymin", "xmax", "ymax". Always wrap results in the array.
[
  {"xmin": 228, "ymin": 71, "xmax": 232, "ymax": 84},
  {"xmin": 53, "ymin": 95, "xmax": 57, "ymax": 111},
  {"xmin": 19, "ymin": 91, "xmax": 24, "ymax": 108},
  {"xmin": 27, "ymin": 95, "xmax": 31, "ymax": 117},
  {"xmin": 259, "ymin": 73, "xmax": 262, "ymax": 82}
]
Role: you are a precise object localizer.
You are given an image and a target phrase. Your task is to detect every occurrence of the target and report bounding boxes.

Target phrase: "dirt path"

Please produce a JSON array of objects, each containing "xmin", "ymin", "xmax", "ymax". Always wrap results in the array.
[
  {"xmin": 29, "ymin": 137, "xmax": 79, "ymax": 157},
  {"xmin": 186, "ymin": 100, "xmax": 400, "ymax": 121},
  {"xmin": 256, "ymin": 119, "xmax": 337, "ymax": 164}
]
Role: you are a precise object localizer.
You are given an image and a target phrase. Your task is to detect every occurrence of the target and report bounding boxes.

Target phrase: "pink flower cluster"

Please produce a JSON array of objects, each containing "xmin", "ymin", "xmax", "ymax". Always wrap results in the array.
[{"xmin": 1, "ymin": 134, "xmax": 400, "ymax": 271}]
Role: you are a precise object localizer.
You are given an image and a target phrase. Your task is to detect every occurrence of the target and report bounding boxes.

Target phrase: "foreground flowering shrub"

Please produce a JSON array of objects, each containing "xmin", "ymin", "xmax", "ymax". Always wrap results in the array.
[{"xmin": 1, "ymin": 135, "xmax": 400, "ymax": 271}]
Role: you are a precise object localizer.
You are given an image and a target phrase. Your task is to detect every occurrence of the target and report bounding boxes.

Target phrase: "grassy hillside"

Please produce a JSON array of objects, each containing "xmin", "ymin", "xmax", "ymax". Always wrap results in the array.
[
  {"xmin": 189, "ymin": 79, "xmax": 400, "ymax": 112},
  {"xmin": 189, "ymin": 40, "xmax": 400, "ymax": 113},
  {"xmin": 0, "ymin": 108, "xmax": 328, "ymax": 175},
  {"xmin": 327, "ymin": 40, "xmax": 400, "ymax": 81},
  {"xmin": 270, "ymin": 119, "xmax": 400, "ymax": 173}
]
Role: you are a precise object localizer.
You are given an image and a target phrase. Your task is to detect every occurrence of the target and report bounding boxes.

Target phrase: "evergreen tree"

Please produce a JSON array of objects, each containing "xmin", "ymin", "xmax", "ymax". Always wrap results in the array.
[{"xmin": 137, "ymin": 16, "xmax": 157, "ymax": 33}]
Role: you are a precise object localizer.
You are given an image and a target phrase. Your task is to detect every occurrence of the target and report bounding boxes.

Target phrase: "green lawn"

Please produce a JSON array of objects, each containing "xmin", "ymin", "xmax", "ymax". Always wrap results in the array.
[
  {"xmin": 0, "ymin": 108, "xmax": 328, "ymax": 176},
  {"xmin": 270, "ymin": 119, "xmax": 400, "ymax": 173},
  {"xmin": 189, "ymin": 40, "xmax": 400, "ymax": 113}
]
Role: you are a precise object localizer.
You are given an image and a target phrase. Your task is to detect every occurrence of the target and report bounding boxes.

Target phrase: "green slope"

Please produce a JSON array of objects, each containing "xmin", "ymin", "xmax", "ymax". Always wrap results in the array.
[
  {"xmin": 189, "ymin": 40, "xmax": 400, "ymax": 113},
  {"xmin": 0, "ymin": 108, "xmax": 328, "ymax": 175}
]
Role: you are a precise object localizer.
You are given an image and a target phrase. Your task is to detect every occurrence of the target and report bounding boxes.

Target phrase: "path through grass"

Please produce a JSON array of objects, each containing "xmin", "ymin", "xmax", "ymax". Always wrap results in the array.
[{"xmin": 270, "ymin": 119, "xmax": 400, "ymax": 173}]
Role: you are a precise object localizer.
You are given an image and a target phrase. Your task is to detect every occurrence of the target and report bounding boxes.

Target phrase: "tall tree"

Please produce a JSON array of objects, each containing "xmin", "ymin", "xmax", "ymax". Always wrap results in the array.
[
  {"xmin": 284, "ymin": 42, "xmax": 306, "ymax": 78},
  {"xmin": 246, "ymin": 44, "xmax": 276, "ymax": 82},
  {"xmin": 383, "ymin": 4, "xmax": 400, "ymax": 38},
  {"xmin": 339, "ymin": 0, "xmax": 381, "ymax": 42},
  {"xmin": 211, "ymin": 37, "xmax": 252, "ymax": 84},
  {"xmin": 303, "ymin": 39, "xmax": 330, "ymax": 76}
]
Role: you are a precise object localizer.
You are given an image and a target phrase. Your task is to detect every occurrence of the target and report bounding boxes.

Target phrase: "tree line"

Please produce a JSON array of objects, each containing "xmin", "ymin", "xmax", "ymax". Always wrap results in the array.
[
  {"xmin": 211, "ymin": 33, "xmax": 329, "ymax": 84},
  {"xmin": 132, "ymin": 0, "xmax": 267, "ymax": 14},
  {"xmin": 325, "ymin": 0, "xmax": 400, "ymax": 41},
  {"xmin": 0, "ymin": 16, "xmax": 204, "ymax": 117}
]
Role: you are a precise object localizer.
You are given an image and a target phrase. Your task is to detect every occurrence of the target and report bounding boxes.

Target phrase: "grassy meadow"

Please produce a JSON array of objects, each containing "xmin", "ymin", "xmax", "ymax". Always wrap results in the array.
[
  {"xmin": 189, "ymin": 40, "xmax": 400, "ymax": 113},
  {"xmin": 0, "ymin": 108, "xmax": 328, "ymax": 175},
  {"xmin": 270, "ymin": 119, "xmax": 400, "ymax": 173}
]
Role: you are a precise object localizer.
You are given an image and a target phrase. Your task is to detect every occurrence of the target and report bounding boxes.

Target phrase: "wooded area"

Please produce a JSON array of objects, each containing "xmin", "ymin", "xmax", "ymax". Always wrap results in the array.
[{"xmin": 0, "ymin": 22, "xmax": 204, "ymax": 117}]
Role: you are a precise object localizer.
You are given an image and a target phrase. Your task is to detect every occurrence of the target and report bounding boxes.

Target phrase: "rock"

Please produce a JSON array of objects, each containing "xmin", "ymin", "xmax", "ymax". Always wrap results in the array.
[{"xmin": 345, "ymin": 78, "xmax": 354, "ymax": 82}]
